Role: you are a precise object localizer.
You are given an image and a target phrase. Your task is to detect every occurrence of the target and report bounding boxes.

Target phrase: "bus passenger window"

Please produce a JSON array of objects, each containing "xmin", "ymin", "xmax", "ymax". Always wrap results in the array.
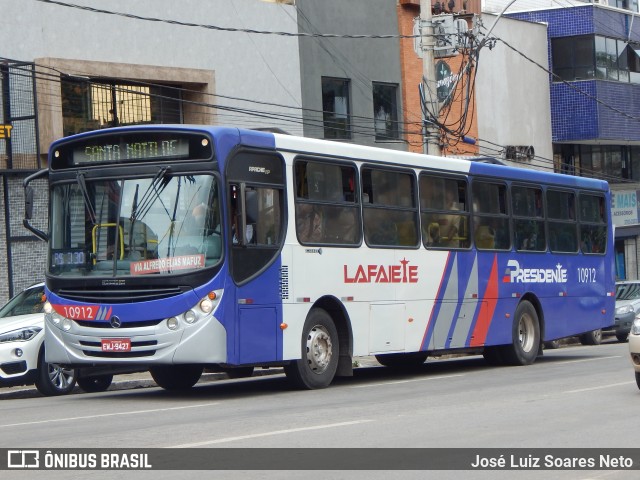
[
  {"xmin": 579, "ymin": 193, "xmax": 607, "ymax": 254},
  {"xmin": 472, "ymin": 181, "xmax": 510, "ymax": 251},
  {"xmin": 362, "ymin": 167, "xmax": 418, "ymax": 248},
  {"xmin": 296, "ymin": 203, "xmax": 323, "ymax": 243},
  {"xmin": 419, "ymin": 174, "xmax": 469, "ymax": 249},
  {"xmin": 294, "ymin": 159, "xmax": 361, "ymax": 246}
]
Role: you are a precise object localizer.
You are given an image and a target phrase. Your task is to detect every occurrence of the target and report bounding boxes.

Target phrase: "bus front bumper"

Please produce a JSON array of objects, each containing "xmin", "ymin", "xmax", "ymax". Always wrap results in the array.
[{"xmin": 44, "ymin": 314, "xmax": 227, "ymax": 366}]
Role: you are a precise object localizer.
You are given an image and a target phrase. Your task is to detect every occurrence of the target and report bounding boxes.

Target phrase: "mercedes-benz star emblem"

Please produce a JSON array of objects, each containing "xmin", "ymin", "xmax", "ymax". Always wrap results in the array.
[{"xmin": 110, "ymin": 316, "xmax": 122, "ymax": 328}]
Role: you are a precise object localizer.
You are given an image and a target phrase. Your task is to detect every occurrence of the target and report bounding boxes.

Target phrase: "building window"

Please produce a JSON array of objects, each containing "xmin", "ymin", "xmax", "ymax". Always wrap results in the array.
[
  {"xmin": 61, "ymin": 79, "xmax": 182, "ymax": 137},
  {"xmin": 321, "ymin": 77, "xmax": 351, "ymax": 139},
  {"xmin": 372, "ymin": 82, "xmax": 399, "ymax": 141},
  {"xmin": 552, "ymin": 34, "xmax": 640, "ymax": 84},
  {"xmin": 552, "ymin": 35, "xmax": 595, "ymax": 81}
]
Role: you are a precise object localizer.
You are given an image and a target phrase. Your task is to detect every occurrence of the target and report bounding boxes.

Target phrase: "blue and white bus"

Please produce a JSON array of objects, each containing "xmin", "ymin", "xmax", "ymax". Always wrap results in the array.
[{"xmin": 24, "ymin": 125, "xmax": 615, "ymax": 390}]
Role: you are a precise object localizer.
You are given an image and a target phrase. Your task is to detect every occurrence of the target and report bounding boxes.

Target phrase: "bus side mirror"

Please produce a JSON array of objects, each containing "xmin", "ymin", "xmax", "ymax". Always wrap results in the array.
[{"xmin": 22, "ymin": 168, "xmax": 48, "ymax": 241}]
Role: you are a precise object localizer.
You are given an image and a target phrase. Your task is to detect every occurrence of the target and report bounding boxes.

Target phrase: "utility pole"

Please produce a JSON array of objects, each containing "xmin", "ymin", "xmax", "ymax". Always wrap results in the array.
[{"xmin": 420, "ymin": 0, "xmax": 441, "ymax": 156}]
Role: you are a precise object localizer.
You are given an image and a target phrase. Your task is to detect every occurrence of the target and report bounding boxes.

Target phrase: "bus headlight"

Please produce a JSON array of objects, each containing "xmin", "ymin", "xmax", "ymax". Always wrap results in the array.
[
  {"xmin": 199, "ymin": 298, "xmax": 213, "ymax": 314},
  {"xmin": 184, "ymin": 310, "xmax": 197, "ymax": 324},
  {"xmin": 167, "ymin": 317, "xmax": 179, "ymax": 330},
  {"xmin": 199, "ymin": 290, "xmax": 221, "ymax": 315}
]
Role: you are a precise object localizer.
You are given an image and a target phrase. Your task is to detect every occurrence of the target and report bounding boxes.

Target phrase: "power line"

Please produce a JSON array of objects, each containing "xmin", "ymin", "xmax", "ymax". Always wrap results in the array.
[{"xmin": 33, "ymin": 0, "xmax": 423, "ymax": 40}]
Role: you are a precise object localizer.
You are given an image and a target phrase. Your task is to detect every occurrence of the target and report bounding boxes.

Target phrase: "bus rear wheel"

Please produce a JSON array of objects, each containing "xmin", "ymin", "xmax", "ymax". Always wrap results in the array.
[
  {"xmin": 502, "ymin": 300, "xmax": 540, "ymax": 366},
  {"xmin": 285, "ymin": 308, "xmax": 339, "ymax": 390},
  {"xmin": 150, "ymin": 365, "xmax": 203, "ymax": 390}
]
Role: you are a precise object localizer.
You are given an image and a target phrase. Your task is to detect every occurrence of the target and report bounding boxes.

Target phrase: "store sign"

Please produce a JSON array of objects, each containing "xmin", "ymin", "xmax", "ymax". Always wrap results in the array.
[
  {"xmin": 436, "ymin": 61, "xmax": 459, "ymax": 104},
  {"xmin": 611, "ymin": 189, "xmax": 638, "ymax": 227},
  {"xmin": 0, "ymin": 124, "xmax": 12, "ymax": 139}
]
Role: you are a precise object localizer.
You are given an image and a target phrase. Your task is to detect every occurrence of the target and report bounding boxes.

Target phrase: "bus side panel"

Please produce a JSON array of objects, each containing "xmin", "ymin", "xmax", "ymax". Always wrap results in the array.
[
  {"xmin": 227, "ymin": 257, "xmax": 284, "ymax": 365},
  {"xmin": 480, "ymin": 252, "xmax": 614, "ymax": 346}
]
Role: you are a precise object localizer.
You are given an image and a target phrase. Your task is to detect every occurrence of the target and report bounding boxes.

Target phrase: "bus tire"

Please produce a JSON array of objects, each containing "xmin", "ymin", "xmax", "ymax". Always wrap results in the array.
[
  {"xmin": 284, "ymin": 308, "xmax": 339, "ymax": 390},
  {"xmin": 150, "ymin": 365, "xmax": 203, "ymax": 391},
  {"xmin": 34, "ymin": 349, "xmax": 77, "ymax": 396},
  {"xmin": 375, "ymin": 352, "xmax": 428, "ymax": 369},
  {"xmin": 579, "ymin": 329, "xmax": 602, "ymax": 346},
  {"xmin": 636, "ymin": 372, "xmax": 640, "ymax": 390},
  {"xmin": 77, "ymin": 374, "xmax": 113, "ymax": 393},
  {"xmin": 502, "ymin": 300, "xmax": 540, "ymax": 366}
]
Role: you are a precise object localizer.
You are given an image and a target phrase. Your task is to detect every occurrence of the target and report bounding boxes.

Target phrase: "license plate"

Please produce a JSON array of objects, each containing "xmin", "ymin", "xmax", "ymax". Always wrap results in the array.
[{"xmin": 101, "ymin": 338, "xmax": 131, "ymax": 352}]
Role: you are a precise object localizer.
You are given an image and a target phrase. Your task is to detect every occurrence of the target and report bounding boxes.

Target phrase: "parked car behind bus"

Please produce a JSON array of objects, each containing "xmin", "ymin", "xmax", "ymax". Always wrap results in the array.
[{"xmin": 0, "ymin": 283, "xmax": 117, "ymax": 395}]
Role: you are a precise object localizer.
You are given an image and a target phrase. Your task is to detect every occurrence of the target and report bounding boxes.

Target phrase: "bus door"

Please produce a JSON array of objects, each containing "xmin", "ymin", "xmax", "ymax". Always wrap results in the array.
[{"xmin": 226, "ymin": 151, "xmax": 286, "ymax": 365}]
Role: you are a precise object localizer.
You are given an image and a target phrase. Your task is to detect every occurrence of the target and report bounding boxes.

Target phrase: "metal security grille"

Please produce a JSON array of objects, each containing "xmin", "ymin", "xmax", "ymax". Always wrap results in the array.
[
  {"xmin": 0, "ymin": 61, "xmax": 43, "ymax": 304},
  {"xmin": 0, "ymin": 62, "xmax": 40, "ymax": 170}
]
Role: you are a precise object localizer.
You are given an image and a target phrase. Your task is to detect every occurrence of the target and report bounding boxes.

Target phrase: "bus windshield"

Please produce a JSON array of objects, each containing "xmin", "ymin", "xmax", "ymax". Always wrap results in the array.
[{"xmin": 49, "ymin": 173, "xmax": 221, "ymax": 277}]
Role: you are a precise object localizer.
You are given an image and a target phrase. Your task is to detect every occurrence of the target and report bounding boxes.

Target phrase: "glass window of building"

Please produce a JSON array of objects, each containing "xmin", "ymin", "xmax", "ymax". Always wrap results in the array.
[
  {"xmin": 61, "ymin": 79, "xmax": 182, "ymax": 137},
  {"xmin": 372, "ymin": 82, "xmax": 399, "ymax": 141},
  {"xmin": 321, "ymin": 77, "xmax": 351, "ymax": 140}
]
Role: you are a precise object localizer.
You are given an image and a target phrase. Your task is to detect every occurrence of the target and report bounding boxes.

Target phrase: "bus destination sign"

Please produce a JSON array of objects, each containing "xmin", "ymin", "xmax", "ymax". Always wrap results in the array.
[
  {"xmin": 73, "ymin": 138, "xmax": 189, "ymax": 164},
  {"xmin": 51, "ymin": 131, "xmax": 214, "ymax": 169}
]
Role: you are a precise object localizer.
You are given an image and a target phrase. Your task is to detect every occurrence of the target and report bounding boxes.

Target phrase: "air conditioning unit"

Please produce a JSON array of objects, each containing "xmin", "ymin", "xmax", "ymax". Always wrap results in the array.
[{"xmin": 593, "ymin": 0, "xmax": 609, "ymax": 5}]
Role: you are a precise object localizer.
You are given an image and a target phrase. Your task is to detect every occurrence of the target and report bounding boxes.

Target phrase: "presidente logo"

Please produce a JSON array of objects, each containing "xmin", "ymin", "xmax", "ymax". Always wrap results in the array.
[
  {"xmin": 503, "ymin": 259, "xmax": 567, "ymax": 284},
  {"xmin": 344, "ymin": 258, "xmax": 418, "ymax": 284}
]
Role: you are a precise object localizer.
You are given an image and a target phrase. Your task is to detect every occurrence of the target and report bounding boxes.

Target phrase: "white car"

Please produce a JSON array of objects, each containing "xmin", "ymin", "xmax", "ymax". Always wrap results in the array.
[
  {"xmin": 0, "ymin": 283, "xmax": 115, "ymax": 395},
  {"xmin": 0, "ymin": 283, "xmax": 77, "ymax": 395},
  {"xmin": 629, "ymin": 317, "xmax": 640, "ymax": 390}
]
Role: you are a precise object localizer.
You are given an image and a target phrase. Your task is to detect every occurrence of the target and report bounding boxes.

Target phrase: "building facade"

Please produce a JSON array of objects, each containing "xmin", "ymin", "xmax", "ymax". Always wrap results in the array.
[
  {"xmin": 505, "ymin": 3, "xmax": 640, "ymax": 279},
  {"xmin": 396, "ymin": 1, "xmax": 553, "ymax": 167},
  {"xmin": 297, "ymin": 0, "xmax": 406, "ymax": 150},
  {"xmin": 0, "ymin": 0, "xmax": 303, "ymax": 304}
]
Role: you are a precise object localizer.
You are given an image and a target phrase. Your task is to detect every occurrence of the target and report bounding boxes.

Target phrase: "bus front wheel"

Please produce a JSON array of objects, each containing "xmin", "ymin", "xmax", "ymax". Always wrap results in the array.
[
  {"xmin": 285, "ymin": 308, "xmax": 339, "ymax": 390},
  {"xmin": 502, "ymin": 300, "xmax": 540, "ymax": 366},
  {"xmin": 150, "ymin": 365, "xmax": 203, "ymax": 390}
]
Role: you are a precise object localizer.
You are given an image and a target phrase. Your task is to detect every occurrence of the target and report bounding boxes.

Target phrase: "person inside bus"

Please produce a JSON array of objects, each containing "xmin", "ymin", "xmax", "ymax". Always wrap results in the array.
[
  {"xmin": 230, "ymin": 203, "xmax": 256, "ymax": 245},
  {"xmin": 474, "ymin": 220, "xmax": 495, "ymax": 249},
  {"xmin": 436, "ymin": 188, "xmax": 461, "ymax": 247},
  {"xmin": 296, "ymin": 203, "xmax": 323, "ymax": 243}
]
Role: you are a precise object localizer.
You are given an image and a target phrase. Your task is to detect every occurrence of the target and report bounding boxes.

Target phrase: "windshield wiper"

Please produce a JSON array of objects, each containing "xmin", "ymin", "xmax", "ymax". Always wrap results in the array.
[
  {"xmin": 76, "ymin": 172, "xmax": 97, "ymax": 224},
  {"xmin": 130, "ymin": 166, "xmax": 172, "ymax": 225}
]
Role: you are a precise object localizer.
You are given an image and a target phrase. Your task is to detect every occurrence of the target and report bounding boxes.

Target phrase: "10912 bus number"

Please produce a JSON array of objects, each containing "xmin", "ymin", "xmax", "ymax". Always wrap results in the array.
[{"xmin": 577, "ymin": 267, "xmax": 597, "ymax": 283}]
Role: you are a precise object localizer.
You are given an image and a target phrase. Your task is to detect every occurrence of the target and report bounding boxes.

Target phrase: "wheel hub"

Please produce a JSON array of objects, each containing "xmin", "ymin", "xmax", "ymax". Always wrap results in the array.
[{"xmin": 305, "ymin": 325, "xmax": 333, "ymax": 374}]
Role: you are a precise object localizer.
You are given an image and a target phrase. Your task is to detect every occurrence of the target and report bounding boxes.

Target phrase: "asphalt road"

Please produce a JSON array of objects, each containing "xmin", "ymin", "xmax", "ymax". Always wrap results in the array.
[{"xmin": 0, "ymin": 338, "xmax": 638, "ymax": 480}]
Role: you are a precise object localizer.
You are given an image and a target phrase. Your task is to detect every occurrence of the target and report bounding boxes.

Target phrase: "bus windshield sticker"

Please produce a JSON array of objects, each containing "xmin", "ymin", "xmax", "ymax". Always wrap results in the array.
[{"xmin": 130, "ymin": 254, "xmax": 206, "ymax": 275}]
